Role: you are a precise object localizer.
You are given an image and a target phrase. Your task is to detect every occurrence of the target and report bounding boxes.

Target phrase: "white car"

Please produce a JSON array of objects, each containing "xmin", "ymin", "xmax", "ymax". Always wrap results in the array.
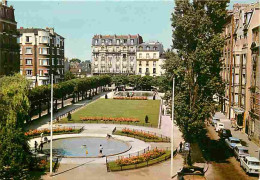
[
  {"xmin": 240, "ymin": 156, "xmax": 260, "ymax": 175},
  {"xmin": 215, "ymin": 122, "xmax": 224, "ymax": 132},
  {"xmin": 234, "ymin": 146, "xmax": 249, "ymax": 160},
  {"xmin": 225, "ymin": 137, "xmax": 242, "ymax": 149},
  {"xmin": 211, "ymin": 117, "xmax": 220, "ymax": 126}
]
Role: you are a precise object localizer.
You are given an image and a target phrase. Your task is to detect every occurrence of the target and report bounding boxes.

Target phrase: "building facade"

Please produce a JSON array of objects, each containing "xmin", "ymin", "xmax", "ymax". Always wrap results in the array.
[
  {"xmin": 220, "ymin": 3, "xmax": 260, "ymax": 143},
  {"xmin": 91, "ymin": 34, "xmax": 143, "ymax": 75},
  {"xmin": 136, "ymin": 41, "xmax": 165, "ymax": 76},
  {"xmin": 19, "ymin": 27, "xmax": 65, "ymax": 86},
  {"xmin": 69, "ymin": 60, "xmax": 91, "ymax": 78},
  {"xmin": 0, "ymin": 0, "xmax": 20, "ymax": 76}
]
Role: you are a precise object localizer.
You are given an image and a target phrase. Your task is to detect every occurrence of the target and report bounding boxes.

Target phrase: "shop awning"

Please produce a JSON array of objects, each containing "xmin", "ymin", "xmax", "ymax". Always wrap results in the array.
[{"xmin": 232, "ymin": 107, "xmax": 245, "ymax": 114}]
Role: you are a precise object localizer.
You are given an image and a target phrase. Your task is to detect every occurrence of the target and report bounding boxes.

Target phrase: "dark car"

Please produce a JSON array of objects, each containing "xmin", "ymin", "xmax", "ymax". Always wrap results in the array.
[{"xmin": 218, "ymin": 129, "xmax": 232, "ymax": 139}]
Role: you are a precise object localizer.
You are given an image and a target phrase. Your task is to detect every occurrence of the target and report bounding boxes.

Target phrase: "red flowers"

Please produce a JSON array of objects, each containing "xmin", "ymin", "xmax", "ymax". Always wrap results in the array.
[
  {"xmin": 25, "ymin": 127, "xmax": 74, "ymax": 137},
  {"xmin": 122, "ymin": 128, "xmax": 159, "ymax": 139},
  {"xmin": 113, "ymin": 96, "xmax": 147, "ymax": 100},
  {"xmin": 115, "ymin": 149, "xmax": 165, "ymax": 166},
  {"xmin": 80, "ymin": 117, "xmax": 139, "ymax": 122}
]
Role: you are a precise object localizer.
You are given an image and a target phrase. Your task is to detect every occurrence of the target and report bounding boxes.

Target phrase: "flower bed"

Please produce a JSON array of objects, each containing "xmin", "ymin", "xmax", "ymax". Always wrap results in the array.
[
  {"xmin": 25, "ymin": 127, "xmax": 81, "ymax": 138},
  {"xmin": 80, "ymin": 117, "xmax": 139, "ymax": 122},
  {"xmin": 115, "ymin": 149, "xmax": 166, "ymax": 166},
  {"xmin": 113, "ymin": 96, "xmax": 147, "ymax": 100},
  {"xmin": 121, "ymin": 128, "xmax": 159, "ymax": 140}
]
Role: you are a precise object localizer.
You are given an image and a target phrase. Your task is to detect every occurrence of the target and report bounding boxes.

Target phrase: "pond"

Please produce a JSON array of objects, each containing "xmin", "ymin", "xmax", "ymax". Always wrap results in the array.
[{"xmin": 43, "ymin": 137, "xmax": 130, "ymax": 157}]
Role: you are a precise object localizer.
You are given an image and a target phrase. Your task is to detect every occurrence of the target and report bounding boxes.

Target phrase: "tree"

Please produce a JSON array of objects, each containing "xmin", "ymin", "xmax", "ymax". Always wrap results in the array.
[
  {"xmin": 64, "ymin": 71, "xmax": 76, "ymax": 81},
  {"xmin": 163, "ymin": 0, "xmax": 227, "ymax": 142},
  {"xmin": 69, "ymin": 58, "xmax": 81, "ymax": 63},
  {"xmin": 0, "ymin": 74, "xmax": 33, "ymax": 179}
]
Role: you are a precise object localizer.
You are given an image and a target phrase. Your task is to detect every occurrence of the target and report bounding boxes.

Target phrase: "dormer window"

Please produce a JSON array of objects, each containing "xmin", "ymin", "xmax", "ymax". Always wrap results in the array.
[
  {"xmin": 153, "ymin": 47, "xmax": 157, "ymax": 50},
  {"xmin": 146, "ymin": 46, "xmax": 150, "ymax": 51}
]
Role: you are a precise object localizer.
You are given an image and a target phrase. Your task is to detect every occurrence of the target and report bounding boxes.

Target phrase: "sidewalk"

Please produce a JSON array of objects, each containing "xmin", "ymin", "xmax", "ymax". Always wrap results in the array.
[
  {"xmin": 214, "ymin": 112, "xmax": 260, "ymax": 158},
  {"xmin": 26, "ymin": 91, "xmax": 108, "ymax": 130}
]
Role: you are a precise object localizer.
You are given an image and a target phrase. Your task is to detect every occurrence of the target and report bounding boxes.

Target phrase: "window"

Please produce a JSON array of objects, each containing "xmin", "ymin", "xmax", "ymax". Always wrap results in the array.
[
  {"xmin": 108, "ymin": 39, "xmax": 112, "ymax": 45},
  {"xmin": 101, "ymin": 39, "xmax": 105, "ymax": 44},
  {"xmin": 146, "ymin": 61, "xmax": 149, "ymax": 66},
  {"xmin": 153, "ymin": 61, "xmax": 156, "ymax": 66},
  {"xmin": 95, "ymin": 39, "xmax": 98, "ymax": 45},
  {"xmin": 146, "ymin": 68, "xmax": 149, "ymax": 73},
  {"xmin": 146, "ymin": 53, "xmax": 149, "ymax": 59},
  {"xmin": 26, "ymin": 70, "xmax": 32, "ymax": 76},
  {"xmin": 26, "ymin": 36, "xmax": 30, "ymax": 43},
  {"xmin": 20, "ymin": 47, "xmax": 22, "ymax": 54},
  {"xmin": 52, "ymin": 58, "xmax": 55, "ymax": 65},
  {"xmin": 139, "ymin": 53, "xmax": 142, "ymax": 59},
  {"xmin": 146, "ymin": 46, "xmax": 150, "ymax": 51},
  {"xmin": 25, "ymin": 59, "xmax": 32, "ymax": 65},
  {"xmin": 130, "ymin": 39, "xmax": 134, "ymax": 45},
  {"xmin": 40, "ymin": 59, "xmax": 49, "ymax": 66},
  {"xmin": 41, "ymin": 36, "xmax": 48, "ymax": 43},
  {"xmin": 123, "ymin": 54, "xmax": 126, "ymax": 58},
  {"xmin": 153, "ymin": 68, "xmax": 156, "ymax": 74},
  {"xmin": 153, "ymin": 47, "xmax": 157, "ymax": 50},
  {"xmin": 123, "ymin": 39, "xmax": 127, "ymax": 43},
  {"xmin": 153, "ymin": 53, "xmax": 156, "ymax": 59},
  {"xmin": 39, "ymin": 48, "xmax": 49, "ymax": 55},
  {"xmin": 57, "ymin": 49, "xmax": 60, "ymax": 55},
  {"xmin": 139, "ymin": 68, "xmax": 142, "ymax": 73},
  {"xmin": 139, "ymin": 61, "xmax": 142, "ymax": 66},
  {"xmin": 116, "ymin": 39, "xmax": 120, "ymax": 45},
  {"xmin": 25, "ymin": 48, "xmax": 32, "ymax": 54}
]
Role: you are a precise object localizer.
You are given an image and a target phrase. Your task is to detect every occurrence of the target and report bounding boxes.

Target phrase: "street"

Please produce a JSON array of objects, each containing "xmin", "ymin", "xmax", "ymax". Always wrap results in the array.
[{"xmin": 205, "ymin": 125, "xmax": 258, "ymax": 180}]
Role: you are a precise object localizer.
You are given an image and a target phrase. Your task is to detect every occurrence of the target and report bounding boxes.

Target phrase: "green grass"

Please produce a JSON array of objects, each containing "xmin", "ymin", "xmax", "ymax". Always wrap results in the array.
[
  {"xmin": 60, "ymin": 99, "xmax": 161, "ymax": 126},
  {"xmin": 108, "ymin": 151, "xmax": 171, "ymax": 171},
  {"xmin": 113, "ymin": 130, "xmax": 170, "ymax": 142}
]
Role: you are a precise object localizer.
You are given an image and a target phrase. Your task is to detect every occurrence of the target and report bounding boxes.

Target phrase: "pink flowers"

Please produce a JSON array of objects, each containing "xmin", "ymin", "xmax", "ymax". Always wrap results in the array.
[
  {"xmin": 80, "ymin": 117, "xmax": 139, "ymax": 122},
  {"xmin": 115, "ymin": 149, "xmax": 165, "ymax": 166},
  {"xmin": 113, "ymin": 96, "xmax": 147, "ymax": 100},
  {"xmin": 122, "ymin": 128, "xmax": 159, "ymax": 139},
  {"xmin": 25, "ymin": 127, "xmax": 74, "ymax": 137}
]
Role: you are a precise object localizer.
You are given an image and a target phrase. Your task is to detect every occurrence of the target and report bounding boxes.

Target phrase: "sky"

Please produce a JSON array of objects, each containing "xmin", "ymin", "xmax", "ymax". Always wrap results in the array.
[{"xmin": 10, "ymin": 0, "xmax": 258, "ymax": 61}]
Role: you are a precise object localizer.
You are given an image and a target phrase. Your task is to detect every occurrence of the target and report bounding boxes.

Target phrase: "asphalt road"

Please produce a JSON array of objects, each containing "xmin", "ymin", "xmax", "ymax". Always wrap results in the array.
[{"xmin": 206, "ymin": 125, "xmax": 258, "ymax": 180}]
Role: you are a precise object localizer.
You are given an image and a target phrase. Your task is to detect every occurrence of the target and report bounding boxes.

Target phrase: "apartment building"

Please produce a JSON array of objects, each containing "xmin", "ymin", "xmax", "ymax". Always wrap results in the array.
[
  {"xmin": 0, "ymin": 0, "xmax": 20, "ymax": 76},
  {"xmin": 91, "ymin": 34, "xmax": 143, "ymax": 75},
  {"xmin": 136, "ymin": 41, "xmax": 165, "ymax": 76},
  {"xmin": 220, "ymin": 2, "xmax": 260, "ymax": 143},
  {"xmin": 19, "ymin": 27, "xmax": 65, "ymax": 86}
]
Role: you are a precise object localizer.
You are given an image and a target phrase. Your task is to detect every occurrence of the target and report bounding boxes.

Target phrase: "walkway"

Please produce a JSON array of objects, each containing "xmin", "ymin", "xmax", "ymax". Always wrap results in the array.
[{"xmin": 214, "ymin": 112, "xmax": 260, "ymax": 158}]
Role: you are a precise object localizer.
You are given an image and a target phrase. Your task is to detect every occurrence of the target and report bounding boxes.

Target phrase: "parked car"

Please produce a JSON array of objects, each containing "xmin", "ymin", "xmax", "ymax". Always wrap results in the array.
[
  {"xmin": 240, "ymin": 156, "xmax": 260, "ymax": 175},
  {"xmin": 218, "ymin": 129, "xmax": 232, "ymax": 139},
  {"xmin": 211, "ymin": 117, "xmax": 220, "ymax": 126},
  {"xmin": 234, "ymin": 146, "xmax": 249, "ymax": 160},
  {"xmin": 225, "ymin": 137, "xmax": 242, "ymax": 149},
  {"xmin": 215, "ymin": 122, "xmax": 224, "ymax": 132}
]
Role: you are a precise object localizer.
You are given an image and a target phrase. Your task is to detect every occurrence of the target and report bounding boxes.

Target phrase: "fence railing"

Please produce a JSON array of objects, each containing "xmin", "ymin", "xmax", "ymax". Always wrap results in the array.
[
  {"xmin": 106, "ymin": 146, "xmax": 177, "ymax": 172},
  {"xmin": 112, "ymin": 127, "xmax": 170, "ymax": 142}
]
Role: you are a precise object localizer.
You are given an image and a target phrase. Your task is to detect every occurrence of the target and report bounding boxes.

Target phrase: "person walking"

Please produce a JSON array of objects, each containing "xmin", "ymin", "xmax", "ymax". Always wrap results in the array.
[
  {"xmin": 179, "ymin": 141, "xmax": 183, "ymax": 153},
  {"xmin": 34, "ymin": 141, "xmax": 38, "ymax": 152}
]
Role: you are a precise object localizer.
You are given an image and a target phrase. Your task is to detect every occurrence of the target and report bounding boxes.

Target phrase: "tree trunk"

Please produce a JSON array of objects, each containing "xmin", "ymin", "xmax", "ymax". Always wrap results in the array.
[
  {"xmin": 47, "ymin": 99, "xmax": 50, "ymax": 114},
  {"xmin": 39, "ymin": 101, "xmax": 41, "ymax": 118},
  {"xmin": 62, "ymin": 95, "xmax": 64, "ymax": 108}
]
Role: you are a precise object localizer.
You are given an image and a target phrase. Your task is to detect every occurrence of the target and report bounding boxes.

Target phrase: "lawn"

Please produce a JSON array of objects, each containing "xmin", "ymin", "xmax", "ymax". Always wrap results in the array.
[{"xmin": 60, "ymin": 99, "xmax": 161, "ymax": 126}]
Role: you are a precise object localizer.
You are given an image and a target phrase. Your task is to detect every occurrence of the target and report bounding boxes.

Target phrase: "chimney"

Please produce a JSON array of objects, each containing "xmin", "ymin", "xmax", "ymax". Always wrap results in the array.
[
  {"xmin": 2, "ymin": 0, "xmax": 7, "ymax": 6},
  {"xmin": 20, "ymin": 27, "xmax": 23, "ymax": 29}
]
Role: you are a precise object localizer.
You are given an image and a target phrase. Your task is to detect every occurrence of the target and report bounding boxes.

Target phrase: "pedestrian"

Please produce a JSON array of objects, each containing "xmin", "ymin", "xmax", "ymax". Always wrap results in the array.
[
  {"xmin": 56, "ymin": 117, "xmax": 59, "ymax": 123},
  {"xmin": 34, "ymin": 141, "xmax": 38, "ymax": 152},
  {"xmin": 179, "ymin": 141, "xmax": 183, "ymax": 153},
  {"xmin": 99, "ymin": 144, "xmax": 103, "ymax": 155},
  {"xmin": 39, "ymin": 142, "xmax": 43, "ymax": 153},
  {"xmin": 67, "ymin": 112, "xmax": 72, "ymax": 121},
  {"xmin": 44, "ymin": 136, "xmax": 48, "ymax": 143}
]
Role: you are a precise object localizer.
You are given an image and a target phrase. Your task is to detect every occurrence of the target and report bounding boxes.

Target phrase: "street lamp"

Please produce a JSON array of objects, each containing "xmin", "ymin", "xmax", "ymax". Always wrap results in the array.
[
  {"xmin": 171, "ymin": 77, "xmax": 175, "ymax": 178},
  {"xmin": 50, "ymin": 74, "xmax": 54, "ymax": 176}
]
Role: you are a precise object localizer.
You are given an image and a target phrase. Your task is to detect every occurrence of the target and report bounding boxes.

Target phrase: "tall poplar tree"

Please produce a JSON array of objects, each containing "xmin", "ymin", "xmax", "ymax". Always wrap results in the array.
[{"xmin": 164, "ymin": 0, "xmax": 228, "ymax": 141}]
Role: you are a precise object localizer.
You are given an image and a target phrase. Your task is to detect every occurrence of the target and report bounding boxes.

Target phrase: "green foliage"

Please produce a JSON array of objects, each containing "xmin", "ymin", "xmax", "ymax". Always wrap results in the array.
[
  {"xmin": 163, "ymin": 0, "xmax": 227, "ymax": 142},
  {"xmin": 69, "ymin": 58, "xmax": 81, "ymax": 63},
  {"xmin": 64, "ymin": 71, "xmax": 76, "ymax": 81},
  {"xmin": 0, "ymin": 74, "xmax": 33, "ymax": 179}
]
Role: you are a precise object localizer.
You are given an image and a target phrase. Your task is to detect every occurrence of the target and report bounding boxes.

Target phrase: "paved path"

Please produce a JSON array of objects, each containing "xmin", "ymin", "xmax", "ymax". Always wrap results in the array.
[
  {"xmin": 42, "ymin": 154, "xmax": 183, "ymax": 180},
  {"xmin": 214, "ymin": 112, "xmax": 260, "ymax": 158}
]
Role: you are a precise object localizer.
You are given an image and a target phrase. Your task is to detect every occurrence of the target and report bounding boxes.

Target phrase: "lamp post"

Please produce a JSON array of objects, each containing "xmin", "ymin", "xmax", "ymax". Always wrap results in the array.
[
  {"xmin": 50, "ymin": 74, "xmax": 53, "ymax": 175},
  {"xmin": 171, "ymin": 77, "xmax": 175, "ymax": 178}
]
